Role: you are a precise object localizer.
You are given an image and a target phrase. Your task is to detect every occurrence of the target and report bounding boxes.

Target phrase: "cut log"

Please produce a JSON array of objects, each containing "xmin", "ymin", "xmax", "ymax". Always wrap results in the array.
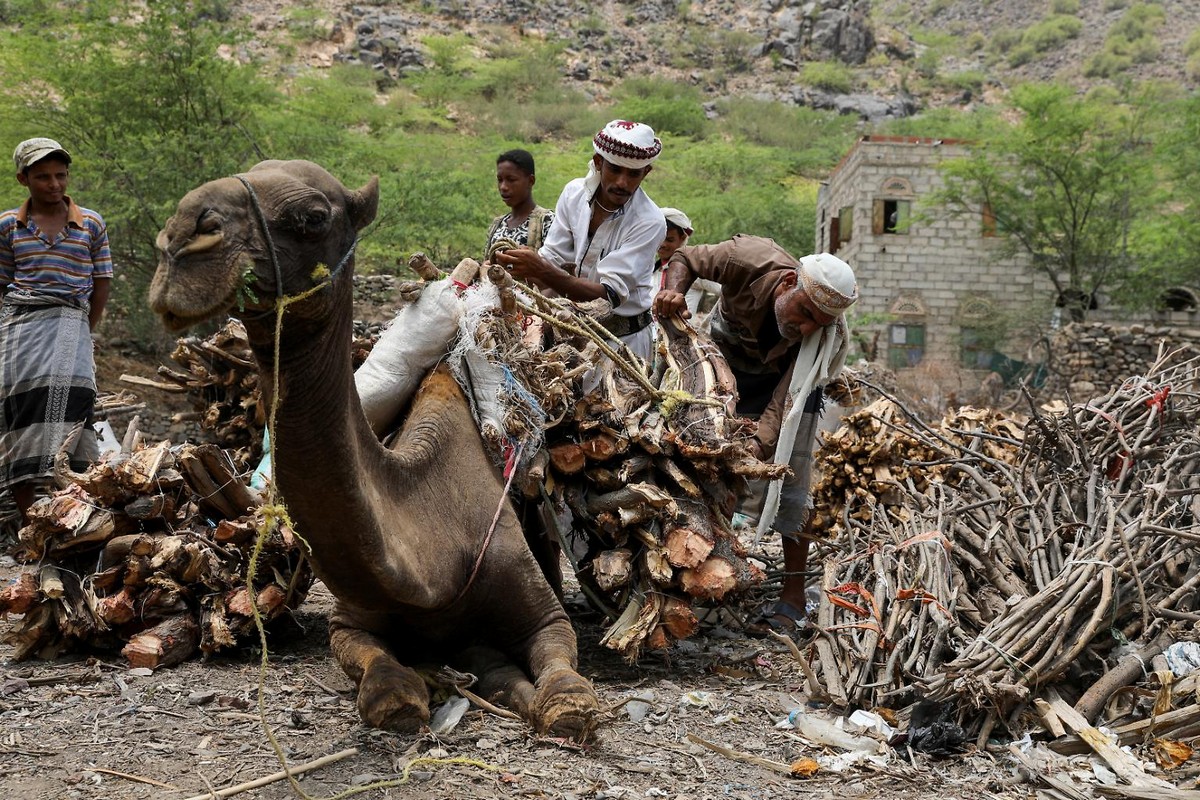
[
  {"xmin": 660, "ymin": 595, "xmax": 699, "ymax": 639},
  {"xmin": 0, "ymin": 571, "xmax": 39, "ymax": 615},
  {"xmin": 592, "ymin": 549, "xmax": 633, "ymax": 592},
  {"xmin": 548, "ymin": 442, "xmax": 587, "ymax": 475},
  {"xmin": 121, "ymin": 614, "xmax": 201, "ymax": 670},
  {"xmin": 679, "ymin": 556, "xmax": 739, "ymax": 601}
]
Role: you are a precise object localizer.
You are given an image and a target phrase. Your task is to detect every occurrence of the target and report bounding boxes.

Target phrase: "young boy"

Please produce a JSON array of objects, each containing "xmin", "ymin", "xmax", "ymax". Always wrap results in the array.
[{"xmin": 0, "ymin": 138, "xmax": 112, "ymax": 524}]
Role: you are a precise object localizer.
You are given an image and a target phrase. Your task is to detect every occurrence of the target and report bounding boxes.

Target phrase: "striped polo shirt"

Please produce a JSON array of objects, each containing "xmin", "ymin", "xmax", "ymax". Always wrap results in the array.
[{"xmin": 0, "ymin": 196, "xmax": 114, "ymax": 304}]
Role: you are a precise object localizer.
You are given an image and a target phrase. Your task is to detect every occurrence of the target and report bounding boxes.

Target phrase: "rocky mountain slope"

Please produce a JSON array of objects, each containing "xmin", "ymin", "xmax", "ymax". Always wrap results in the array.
[{"xmin": 236, "ymin": 0, "xmax": 1199, "ymax": 122}]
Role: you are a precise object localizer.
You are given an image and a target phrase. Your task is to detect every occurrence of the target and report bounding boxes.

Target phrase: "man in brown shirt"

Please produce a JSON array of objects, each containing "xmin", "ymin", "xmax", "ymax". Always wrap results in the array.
[{"xmin": 654, "ymin": 234, "xmax": 858, "ymax": 635}]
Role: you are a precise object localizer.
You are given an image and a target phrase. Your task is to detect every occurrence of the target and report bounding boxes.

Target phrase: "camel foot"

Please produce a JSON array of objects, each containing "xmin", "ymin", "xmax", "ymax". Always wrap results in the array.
[
  {"xmin": 356, "ymin": 656, "xmax": 431, "ymax": 733},
  {"xmin": 532, "ymin": 667, "xmax": 600, "ymax": 743}
]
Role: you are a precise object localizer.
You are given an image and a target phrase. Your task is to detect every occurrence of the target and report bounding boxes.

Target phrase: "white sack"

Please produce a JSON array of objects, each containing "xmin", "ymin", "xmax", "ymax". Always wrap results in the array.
[{"xmin": 355, "ymin": 278, "xmax": 462, "ymax": 435}]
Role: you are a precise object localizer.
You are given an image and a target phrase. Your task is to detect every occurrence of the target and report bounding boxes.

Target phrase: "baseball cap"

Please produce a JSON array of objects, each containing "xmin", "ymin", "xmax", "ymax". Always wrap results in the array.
[{"xmin": 13, "ymin": 138, "xmax": 71, "ymax": 172}]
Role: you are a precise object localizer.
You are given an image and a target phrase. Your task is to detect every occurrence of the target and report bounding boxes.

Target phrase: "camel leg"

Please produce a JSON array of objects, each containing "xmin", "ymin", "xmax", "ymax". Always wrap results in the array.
[
  {"xmin": 458, "ymin": 645, "xmax": 536, "ymax": 717},
  {"xmin": 329, "ymin": 606, "xmax": 430, "ymax": 732},
  {"xmin": 460, "ymin": 636, "xmax": 598, "ymax": 743},
  {"xmin": 521, "ymin": 618, "xmax": 600, "ymax": 742}
]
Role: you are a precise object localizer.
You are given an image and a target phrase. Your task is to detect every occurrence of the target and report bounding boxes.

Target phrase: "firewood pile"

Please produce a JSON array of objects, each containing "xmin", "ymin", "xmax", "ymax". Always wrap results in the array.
[
  {"xmin": 805, "ymin": 349, "xmax": 1200, "ymax": 748},
  {"xmin": 443, "ymin": 260, "xmax": 788, "ymax": 661},
  {"xmin": 0, "ymin": 438, "xmax": 312, "ymax": 668},
  {"xmin": 120, "ymin": 319, "xmax": 380, "ymax": 469}
]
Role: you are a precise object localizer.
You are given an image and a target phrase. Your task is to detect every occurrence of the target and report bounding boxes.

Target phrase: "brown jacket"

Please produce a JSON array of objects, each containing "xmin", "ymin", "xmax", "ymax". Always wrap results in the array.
[{"xmin": 666, "ymin": 234, "xmax": 810, "ymax": 452}]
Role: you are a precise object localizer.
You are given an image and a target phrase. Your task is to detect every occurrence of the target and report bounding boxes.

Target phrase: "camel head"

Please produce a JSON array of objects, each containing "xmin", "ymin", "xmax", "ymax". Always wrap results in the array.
[{"xmin": 150, "ymin": 159, "xmax": 379, "ymax": 333}]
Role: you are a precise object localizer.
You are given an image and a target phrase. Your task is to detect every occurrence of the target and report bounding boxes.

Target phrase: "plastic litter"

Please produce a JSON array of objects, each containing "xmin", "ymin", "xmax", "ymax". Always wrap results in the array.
[
  {"xmin": 902, "ymin": 698, "xmax": 966, "ymax": 757},
  {"xmin": 1164, "ymin": 641, "xmax": 1200, "ymax": 676},
  {"xmin": 428, "ymin": 696, "xmax": 469, "ymax": 734},
  {"xmin": 847, "ymin": 708, "xmax": 896, "ymax": 739},
  {"xmin": 624, "ymin": 690, "xmax": 655, "ymax": 722},
  {"xmin": 785, "ymin": 708, "xmax": 883, "ymax": 753}
]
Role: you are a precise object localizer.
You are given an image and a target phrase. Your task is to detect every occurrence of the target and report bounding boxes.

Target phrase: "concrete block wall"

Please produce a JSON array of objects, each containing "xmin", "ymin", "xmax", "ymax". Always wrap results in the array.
[{"xmin": 816, "ymin": 136, "xmax": 1056, "ymax": 374}]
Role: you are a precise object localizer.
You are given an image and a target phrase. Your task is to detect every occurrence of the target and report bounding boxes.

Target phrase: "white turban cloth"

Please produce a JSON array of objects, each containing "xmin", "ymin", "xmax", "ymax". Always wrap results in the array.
[
  {"xmin": 755, "ymin": 252, "xmax": 859, "ymax": 542},
  {"xmin": 585, "ymin": 120, "xmax": 662, "ymax": 194},
  {"xmin": 659, "ymin": 207, "xmax": 693, "ymax": 236}
]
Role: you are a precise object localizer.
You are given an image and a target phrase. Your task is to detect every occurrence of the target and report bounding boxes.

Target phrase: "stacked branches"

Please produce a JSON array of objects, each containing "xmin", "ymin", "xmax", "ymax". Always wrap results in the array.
[
  {"xmin": 0, "ymin": 439, "xmax": 312, "ymax": 669},
  {"xmin": 460, "ymin": 266, "xmax": 783, "ymax": 661},
  {"xmin": 807, "ymin": 351, "xmax": 1200, "ymax": 740}
]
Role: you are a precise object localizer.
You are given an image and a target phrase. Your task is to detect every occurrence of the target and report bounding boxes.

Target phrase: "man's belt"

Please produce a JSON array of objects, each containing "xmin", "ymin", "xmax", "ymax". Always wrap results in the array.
[{"xmin": 600, "ymin": 310, "xmax": 653, "ymax": 337}]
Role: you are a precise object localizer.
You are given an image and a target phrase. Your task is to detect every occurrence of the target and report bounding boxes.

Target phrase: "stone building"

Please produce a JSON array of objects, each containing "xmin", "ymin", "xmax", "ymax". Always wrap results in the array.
[{"xmin": 815, "ymin": 135, "xmax": 1058, "ymax": 377}]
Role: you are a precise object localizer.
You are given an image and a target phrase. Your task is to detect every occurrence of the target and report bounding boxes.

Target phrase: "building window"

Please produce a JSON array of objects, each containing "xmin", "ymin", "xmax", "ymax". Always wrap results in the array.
[
  {"xmin": 960, "ymin": 327, "xmax": 995, "ymax": 370},
  {"xmin": 888, "ymin": 323, "xmax": 925, "ymax": 368},
  {"xmin": 838, "ymin": 206, "xmax": 853, "ymax": 243},
  {"xmin": 873, "ymin": 199, "xmax": 911, "ymax": 235},
  {"xmin": 981, "ymin": 203, "xmax": 1006, "ymax": 237}
]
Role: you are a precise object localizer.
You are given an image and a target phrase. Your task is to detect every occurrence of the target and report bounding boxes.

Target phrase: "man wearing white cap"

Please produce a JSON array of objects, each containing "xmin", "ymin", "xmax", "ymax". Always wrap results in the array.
[
  {"xmin": 654, "ymin": 235, "xmax": 858, "ymax": 637},
  {"xmin": 0, "ymin": 138, "xmax": 112, "ymax": 523},
  {"xmin": 495, "ymin": 119, "xmax": 666, "ymax": 361},
  {"xmin": 655, "ymin": 207, "xmax": 719, "ymax": 318}
]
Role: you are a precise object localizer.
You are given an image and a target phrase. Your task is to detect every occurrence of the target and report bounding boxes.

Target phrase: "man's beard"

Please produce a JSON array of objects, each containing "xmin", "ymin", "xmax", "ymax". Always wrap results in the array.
[{"xmin": 775, "ymin": 289, "xmax": 804, "ymax": 341}]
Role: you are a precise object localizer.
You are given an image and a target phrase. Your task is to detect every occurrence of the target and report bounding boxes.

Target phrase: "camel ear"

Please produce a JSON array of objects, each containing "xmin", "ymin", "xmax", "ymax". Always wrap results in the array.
[{"xmin": 347, "ymin": 176, "xmax": 379, "ymax": 231}]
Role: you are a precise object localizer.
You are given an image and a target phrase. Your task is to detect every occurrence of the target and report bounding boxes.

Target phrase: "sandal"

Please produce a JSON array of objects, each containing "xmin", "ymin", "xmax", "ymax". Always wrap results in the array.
[{"xmin": 745, "ymin": 599, "xmax": 808, "ymax": 639}]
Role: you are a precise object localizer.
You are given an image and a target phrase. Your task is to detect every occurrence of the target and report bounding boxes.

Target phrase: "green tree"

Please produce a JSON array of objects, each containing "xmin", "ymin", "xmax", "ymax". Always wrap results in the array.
[
  {"xmin": 931, "ymin": 83, "xmax": 1155, "ymax": 322},
  {"xmin": 1126, "ymin": 92, "xmax": 1200, "ymax": 303},
  {"xmin": 0, "ymin": 0, "xmax": 276, "ymax": 348}
]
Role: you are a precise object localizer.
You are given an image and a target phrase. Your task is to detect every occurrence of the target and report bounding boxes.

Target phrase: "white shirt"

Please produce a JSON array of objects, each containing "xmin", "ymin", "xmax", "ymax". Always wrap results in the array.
[{"xmin": 539, "ymin": 177, "xmax": 665, "ymax": 319}]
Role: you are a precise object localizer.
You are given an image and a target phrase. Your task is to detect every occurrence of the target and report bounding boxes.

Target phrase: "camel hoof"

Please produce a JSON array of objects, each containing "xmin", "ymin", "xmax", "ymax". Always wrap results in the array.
[
  {"xmin": 533, "ymin": 668, "xmax": 600, "ymax": 744},
  {"xmin": 357, "ymin": 658, "xmax": 431, "ymax": 733}
]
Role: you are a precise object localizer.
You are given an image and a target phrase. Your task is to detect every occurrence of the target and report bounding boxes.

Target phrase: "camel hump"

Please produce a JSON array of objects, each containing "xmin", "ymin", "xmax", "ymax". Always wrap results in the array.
[{"xmin": 414, "ymin": 364, "xmax": 469, "ymax": 409}]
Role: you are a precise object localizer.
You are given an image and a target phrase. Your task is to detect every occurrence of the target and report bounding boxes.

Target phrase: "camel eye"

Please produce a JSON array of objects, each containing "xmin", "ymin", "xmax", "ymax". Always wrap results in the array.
[
  {"xmin": 289, "ymin": 204, "xmax": 332, "ymax": 239},
  {"xmin": 197, "ymin": 209, "xmax": 220, "ymax": 234}
]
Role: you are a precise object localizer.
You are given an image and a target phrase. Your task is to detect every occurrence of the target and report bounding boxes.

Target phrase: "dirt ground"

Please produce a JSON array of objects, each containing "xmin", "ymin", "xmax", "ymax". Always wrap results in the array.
[{"xmin": 0, "ymin": 544, "xmax": 1033, "ymax": 800}]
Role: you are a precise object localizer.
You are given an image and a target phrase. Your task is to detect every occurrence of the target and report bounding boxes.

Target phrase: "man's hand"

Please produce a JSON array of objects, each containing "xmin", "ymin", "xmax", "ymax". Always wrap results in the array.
[
  {"xmin": 653, "ymin": 289, "xmax": 692, "ymax": 320},
  {"xmin": 492, "ymin": 246, "xmax": 547, "ymax": 283}
]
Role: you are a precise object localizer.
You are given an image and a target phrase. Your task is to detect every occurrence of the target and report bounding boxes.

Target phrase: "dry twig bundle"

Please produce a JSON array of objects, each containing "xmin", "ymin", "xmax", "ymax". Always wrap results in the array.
[{"xmin": 806, "ymin": 348, "xmax": 1200, "ymax": 744}]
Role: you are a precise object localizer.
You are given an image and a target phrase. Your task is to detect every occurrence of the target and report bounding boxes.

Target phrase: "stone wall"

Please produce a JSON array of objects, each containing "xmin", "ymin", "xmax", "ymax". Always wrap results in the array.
[{"xmin": 1041, "ymin": 322, "xmax": 1200, "ymax": 401}]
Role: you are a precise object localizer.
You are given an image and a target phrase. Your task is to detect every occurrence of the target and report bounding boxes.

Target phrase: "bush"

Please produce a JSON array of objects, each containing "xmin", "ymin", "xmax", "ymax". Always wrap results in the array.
[
  {"xmin": 1185, "ymin": 29, "xmax": 1200, "ymax": 57},
  {"xmin": 611, "ymin": 77, "xmax": 708, "ymax": 138},
  {"xmin": 1021, "ymin": 15, "xmax": 1084, "ymax": 53},
  {"xmin": 799, "ymin": 61, "xmax": 855, "ymax": 93},
  {"xmin": 1084, "ymin": 49, "xmax": 1133, "ymax": 78},
  {"xmin": 714, "ymin": 98, "xmax": 858, "ymax": 169},
  {"xmin": 1188, "ymin": 51, "xmax": 1200, "ymax": 82},
  {"xmin": 1049, "ymin": 0, "xmax": 1081, "ymax": 14}
]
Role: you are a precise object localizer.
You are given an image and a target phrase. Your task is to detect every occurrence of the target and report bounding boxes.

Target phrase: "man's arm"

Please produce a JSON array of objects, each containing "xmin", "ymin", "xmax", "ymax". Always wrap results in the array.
[
  {"xmin": 493, "ymin": 246, "xmax": 608, "ymax": 301},
  {"xmin": 89, "ymin": 277, "xmax": 111, "ymax": 330}
]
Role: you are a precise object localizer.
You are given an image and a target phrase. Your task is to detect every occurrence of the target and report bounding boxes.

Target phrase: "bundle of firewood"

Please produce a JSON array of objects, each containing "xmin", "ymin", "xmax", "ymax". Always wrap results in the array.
[
  {"xmin": 464, "ymin": 264, "xmax": 786, "ymax": 661},
  {"xmin": 804, "ymin": 351, "xmax": 1200, "ymax": 745},
  {"xmin": 0, "ymin": 439, "xmax": 312, "ymax": 668},
  {"xmin": 119, "ymin": 320, "xmax": 264, "ymax": 469}
]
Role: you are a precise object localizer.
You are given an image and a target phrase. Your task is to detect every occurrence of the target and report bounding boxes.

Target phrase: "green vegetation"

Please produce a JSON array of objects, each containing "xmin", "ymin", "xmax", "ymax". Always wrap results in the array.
[
  {"xmin": 0, "ymin": 0, "xmax": 863, "ymax": 351},
  {"xmin": 1085, "ymin": 2, "xmax": 1165, "ymax": 77},
  {"xmin": 799, "ymin": 61, "xmax": 856, "ymax": 93},
  {"xmin": 0, "ymin": 0, "xmax": 1193, "ymax": 349},
  {"xmin": 930, "ymin": 84, "xmax": 1159, "ymax": 322}
]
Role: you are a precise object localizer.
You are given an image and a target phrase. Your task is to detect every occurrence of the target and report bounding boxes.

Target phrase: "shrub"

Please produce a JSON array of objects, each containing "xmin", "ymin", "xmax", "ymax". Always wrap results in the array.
[
  {"xmin": 1021, "ymin": 15, "xmax": 1084, "ymax": 53},
  {"xmin": 1084, "ymin": 49, "xmax": 1133, "ymax": 78},
  {"xmin": 1007, "ymin": 44, "xmax": 1037, "ymax": 67},
  {"xmin": 611, "ymin": 77, "xmax": 709, "ymax": 138},
  {"xmin": 1185, "ymin": 29, "xmax": 1200, "ymax": 57},
  {"xmin": 1049, "ymin": 0, "xmax": 1080, "ymax": 14},
  {"xmin": 1188, "ymin": 51, "xmax": 1200, "ymax": 82},
  {"xmin": 714, "ymin": 98, "xmax": 858, "ymax": 168},
  {"xmin": 799, "ymin": 61, "xmax": 855, "ymax": 93},
  {"xmin": 987, "ymin": 28, "xmax": 1023, "ymax": 56}
]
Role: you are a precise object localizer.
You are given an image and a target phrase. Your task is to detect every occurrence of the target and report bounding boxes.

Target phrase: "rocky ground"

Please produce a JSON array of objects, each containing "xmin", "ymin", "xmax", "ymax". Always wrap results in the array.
[{"xmin": 1, "ymin": 554, "xmax": 1026, "ymax": 800}]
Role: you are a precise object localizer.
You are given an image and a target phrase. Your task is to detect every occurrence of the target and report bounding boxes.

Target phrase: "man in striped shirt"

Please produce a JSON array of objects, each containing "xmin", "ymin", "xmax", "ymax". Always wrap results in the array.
[{"xmin": 0, "ymin": 138, "xmax": 112, "ymax": 524}]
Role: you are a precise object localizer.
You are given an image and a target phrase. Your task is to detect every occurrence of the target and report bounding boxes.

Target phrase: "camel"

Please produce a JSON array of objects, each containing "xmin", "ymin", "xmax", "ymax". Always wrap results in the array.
[{"xmin": 148, "ymin": 160, "xmax": 599, "ymax": 741}]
